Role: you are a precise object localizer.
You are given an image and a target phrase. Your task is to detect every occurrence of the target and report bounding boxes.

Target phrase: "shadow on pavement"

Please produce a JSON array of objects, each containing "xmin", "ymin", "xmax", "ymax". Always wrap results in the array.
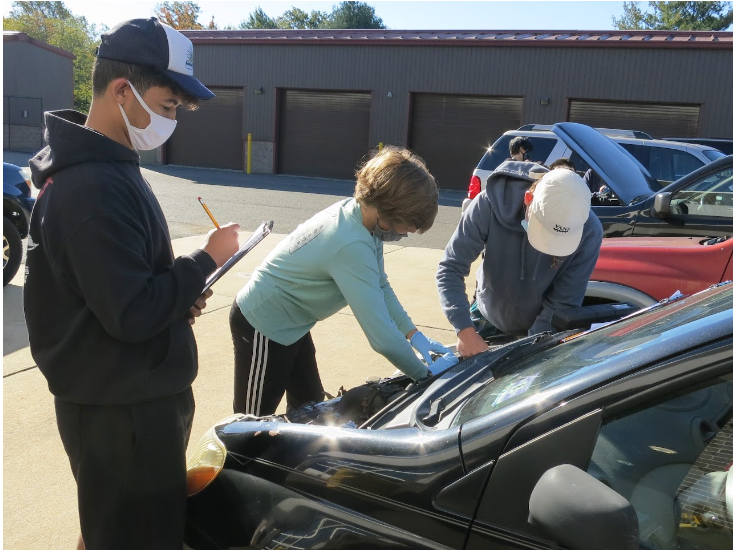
[
  {"xmin": 146, "ymin": 165, "xmax": 465, "ymax": 208},
  {"xmin": 3, "ymin": 151, "xmax": 464, "ymax": 208}
]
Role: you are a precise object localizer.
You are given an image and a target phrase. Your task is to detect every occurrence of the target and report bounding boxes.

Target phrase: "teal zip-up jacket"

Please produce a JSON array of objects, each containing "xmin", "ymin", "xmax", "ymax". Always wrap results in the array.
[{"xmin": 236, "ymin": 198, "xmax": 428, "ymax": 381}]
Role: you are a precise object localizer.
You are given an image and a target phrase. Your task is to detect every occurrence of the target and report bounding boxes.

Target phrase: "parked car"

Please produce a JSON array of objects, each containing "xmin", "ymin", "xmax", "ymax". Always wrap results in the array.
[
  {"xmin": 664, "ymin": 137, "xmax": 733, "ymax": 156},
  {"xmin": 466, "ymin": 123, "xmax": 732, "ymax": 239},
  {"xmin": 463, "ymin": 125, "xmax": 726, "ymax": 211},
  {"xmin": 3, "ymin": 162, "xmax": 34, "ymax": 286},
  {"xmin": 586, "ymin": 235, "xmax": 733, "ymax": 308},
  {"xmin": 564, "ymin": 124, "xmax": 733, "ymax": 238},
  {"xmin": 614, "ymin": 137, "xmax": 725, "ymax": 186},
  {"xmin": 185, "ymin": 281, "xmax": 733, "ymax": 550}
]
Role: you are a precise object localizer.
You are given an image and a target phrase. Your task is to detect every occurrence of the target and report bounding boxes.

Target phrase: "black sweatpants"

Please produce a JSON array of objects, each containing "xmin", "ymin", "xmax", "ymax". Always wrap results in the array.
[
  {"xmin": 54, "ymin": 388, "xmax": 195, "ymax": 549},
  {"xmin": 230, "ymin": 300, "xmax": 324, "ymax": 416}
]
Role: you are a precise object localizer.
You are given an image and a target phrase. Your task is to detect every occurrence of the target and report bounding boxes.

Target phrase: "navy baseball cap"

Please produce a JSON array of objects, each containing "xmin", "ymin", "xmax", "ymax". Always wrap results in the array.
[{"xmin": 97, "ymin": 17, "xmax": 214, "ymax": 100}]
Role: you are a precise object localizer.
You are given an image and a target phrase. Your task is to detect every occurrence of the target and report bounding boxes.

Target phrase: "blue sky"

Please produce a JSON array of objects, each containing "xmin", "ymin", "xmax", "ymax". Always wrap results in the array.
[{"xmin": 5, "ymin": 1, "xmax": 639, "ymax": 31}]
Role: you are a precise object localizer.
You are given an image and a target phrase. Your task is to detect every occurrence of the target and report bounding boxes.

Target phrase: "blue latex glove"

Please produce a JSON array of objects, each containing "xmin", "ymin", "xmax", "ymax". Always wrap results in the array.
[
  {"xmin": 410, "ymin": 331, "xmax": 452, "ymax": 364},
  {"xmin": 427, "ymin": 352, "xmax": 459, "ymax": 375}
]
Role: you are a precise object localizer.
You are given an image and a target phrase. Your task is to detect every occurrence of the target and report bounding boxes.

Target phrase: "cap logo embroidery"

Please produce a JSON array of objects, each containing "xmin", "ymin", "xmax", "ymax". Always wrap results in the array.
[
  {"xmin": 186, "ymin": 45, "xmax": 194, "ymax": 71},
  {"xmin": 553, "ymin": 224, "xmax": 570, "ymax": 233}
]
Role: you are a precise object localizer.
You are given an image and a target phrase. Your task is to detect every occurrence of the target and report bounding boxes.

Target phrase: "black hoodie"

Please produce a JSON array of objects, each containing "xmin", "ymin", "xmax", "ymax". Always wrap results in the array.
[{"xmin": 23, "ymin": 110, "xmax": 216, "ymax": 405}]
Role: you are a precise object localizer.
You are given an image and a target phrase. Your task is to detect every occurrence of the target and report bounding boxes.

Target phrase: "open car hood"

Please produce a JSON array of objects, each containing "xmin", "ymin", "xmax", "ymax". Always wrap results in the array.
[{"xmin": 552, "ymin": 122, "xmax": 661, "ymax": 205}]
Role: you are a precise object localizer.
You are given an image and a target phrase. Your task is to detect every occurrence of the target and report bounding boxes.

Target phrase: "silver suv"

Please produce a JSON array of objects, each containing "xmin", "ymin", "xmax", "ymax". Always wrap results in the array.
[{"xmin": 462, "ymin": 125, "xmax": 726, "ymax": 212}]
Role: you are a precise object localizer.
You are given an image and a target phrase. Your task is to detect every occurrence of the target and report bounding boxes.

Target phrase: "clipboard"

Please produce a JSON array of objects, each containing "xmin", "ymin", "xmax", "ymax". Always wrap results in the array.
[{"xmin": 203, "ymin": 221, "xmax": 273, "ymax": 293}]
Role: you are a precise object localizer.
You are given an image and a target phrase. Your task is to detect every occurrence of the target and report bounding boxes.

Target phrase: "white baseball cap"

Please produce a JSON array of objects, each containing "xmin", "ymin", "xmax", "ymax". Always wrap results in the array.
[{"xmin": 527, "ymin": 168, "xmax": 591, "ymax": 257}]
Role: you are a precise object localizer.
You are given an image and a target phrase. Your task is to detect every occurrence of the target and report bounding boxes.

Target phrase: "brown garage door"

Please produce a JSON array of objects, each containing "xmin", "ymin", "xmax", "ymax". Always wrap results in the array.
[
  {"xmin": 409, "ymin": 94, "xmax": 523, "ymax": 191},
  {"xmin": 569, "ymin": 100, "xmax": 700, "ymax": 139},
  {"xmin": 277, "ymin": 90, "xmax": 371, "ymax": 180},
  {"xmin": 166, "ymin": 87, "xmax": 244, "ymax": 170}
]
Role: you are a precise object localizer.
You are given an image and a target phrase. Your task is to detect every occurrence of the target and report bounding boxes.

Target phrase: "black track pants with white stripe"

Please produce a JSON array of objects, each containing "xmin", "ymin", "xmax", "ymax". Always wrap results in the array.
[{"xmin": 230, "ymin": 300, "xmax": 324, "ymax": 416}]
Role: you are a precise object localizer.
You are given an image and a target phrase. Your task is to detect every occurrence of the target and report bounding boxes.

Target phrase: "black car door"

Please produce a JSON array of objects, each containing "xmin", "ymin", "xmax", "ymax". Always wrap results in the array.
[
  {"xmin": 632, "ymin": 165, "xmax": 733, "ymax": 238},
  {"xmin": 464, "ymin": 344, "xmax": 732, "ymax": 549}
]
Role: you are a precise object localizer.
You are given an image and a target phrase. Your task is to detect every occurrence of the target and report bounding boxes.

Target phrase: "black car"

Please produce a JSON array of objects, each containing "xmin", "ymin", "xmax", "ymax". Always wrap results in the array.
[
  {"xmin": 185, "ymin": 282, "xmax": 733, "ymax": 550},
  {"xmin": 3, "ymin": 162, "xmax": 35, "ymax": 286},
  {"xmin": 553, "ymin": 123, "xmax": 733, "ymax": 239}
]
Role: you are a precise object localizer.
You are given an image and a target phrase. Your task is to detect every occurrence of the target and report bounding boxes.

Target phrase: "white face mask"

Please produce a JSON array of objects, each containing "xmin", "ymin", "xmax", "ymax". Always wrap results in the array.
[{"xmin": 118, "ymin": 81, "xmax": 177, "ymax": 151}]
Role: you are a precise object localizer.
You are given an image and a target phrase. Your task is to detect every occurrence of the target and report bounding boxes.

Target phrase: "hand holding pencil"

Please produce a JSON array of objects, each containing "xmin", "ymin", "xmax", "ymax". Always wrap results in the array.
[{"xmin": 197, "ymin": 196, "xmax": 240, "ymax": 267}]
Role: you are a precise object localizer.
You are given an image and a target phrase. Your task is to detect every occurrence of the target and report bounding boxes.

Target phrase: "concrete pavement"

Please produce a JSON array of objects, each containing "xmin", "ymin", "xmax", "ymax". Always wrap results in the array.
[{"xmin": 3, "ymin": 226, "xmax": 479, "ymax": 549}]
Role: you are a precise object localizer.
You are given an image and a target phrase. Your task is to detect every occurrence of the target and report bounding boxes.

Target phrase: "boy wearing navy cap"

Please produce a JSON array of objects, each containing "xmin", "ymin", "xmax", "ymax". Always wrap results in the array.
[{"xmin": 23, "ymin": 18, "xmax": 240, "ymax": 549}]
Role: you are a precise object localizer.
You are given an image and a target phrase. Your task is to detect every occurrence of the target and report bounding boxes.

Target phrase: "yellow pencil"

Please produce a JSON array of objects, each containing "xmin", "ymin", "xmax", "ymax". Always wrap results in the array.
[{"xmin": 198, "ymin": 196, "xmax": 220, "ymax": 229}]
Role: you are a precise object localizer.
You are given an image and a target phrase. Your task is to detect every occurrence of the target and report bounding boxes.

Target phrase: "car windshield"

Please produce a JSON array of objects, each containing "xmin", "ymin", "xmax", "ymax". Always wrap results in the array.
[
  {"xmin": 703, "ymin": 149, "xmax": 727, "ymax": 162},
  {"xmin": 478, "ymin": 135, "xmax": 557, "ymax": 171},
  {"xmin": 452, "ymin": 286, "xmax": 732, "ymax": 427}
]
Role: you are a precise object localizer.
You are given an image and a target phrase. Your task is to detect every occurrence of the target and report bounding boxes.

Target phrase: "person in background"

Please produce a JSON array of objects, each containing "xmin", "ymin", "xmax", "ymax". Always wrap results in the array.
[
  {"xmin": 23, "ymin": 18, "xmax": 241, "ymax": 549},
  {"xmin": 584, "ymin": 167, "xmax": 610, "ymax": 194},
  {"xmin": 549, "ymin": 157, "xmax": 575, "ymax": 172},
  {"xmin": 231, "ymin": 146, "xmax": 458, "ymax": 417},
  {"xmin": 508, "ymin": 136, "xmax": 534, "ymax": 161},
  {"xmin": 437, "ymin": 164, "xmax": 603, "ymax": 359}
]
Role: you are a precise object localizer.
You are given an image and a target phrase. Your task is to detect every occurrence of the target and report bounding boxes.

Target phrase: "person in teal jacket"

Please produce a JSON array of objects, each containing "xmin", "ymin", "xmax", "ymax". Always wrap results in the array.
[{"xmin": 230, "ymin": 146, "xmax": 458, "ymax": 416}]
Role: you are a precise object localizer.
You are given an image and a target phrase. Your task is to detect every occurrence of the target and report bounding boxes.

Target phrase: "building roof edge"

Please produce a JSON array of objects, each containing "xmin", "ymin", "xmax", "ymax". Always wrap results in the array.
[{"xmin": 3, "ymin": 31, "xmax": 76, "ymax": 59}]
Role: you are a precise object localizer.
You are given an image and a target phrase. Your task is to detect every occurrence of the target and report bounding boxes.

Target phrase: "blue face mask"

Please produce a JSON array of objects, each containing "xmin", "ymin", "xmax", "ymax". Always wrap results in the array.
[{"xmin": 373, "ymin": 218, "xmax": 408, "ymax": 242}]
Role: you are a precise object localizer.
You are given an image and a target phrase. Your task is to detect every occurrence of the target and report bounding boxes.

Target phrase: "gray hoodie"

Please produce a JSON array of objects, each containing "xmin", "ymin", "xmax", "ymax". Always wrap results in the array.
[{"xmin": 437, "ymin": 160, "xmax": 603, "ymax": 337}]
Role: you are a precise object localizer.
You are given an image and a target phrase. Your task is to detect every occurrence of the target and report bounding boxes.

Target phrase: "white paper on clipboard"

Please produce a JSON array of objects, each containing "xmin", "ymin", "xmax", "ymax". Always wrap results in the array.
[{"xmin": 202, "ymin": 221, "xmax": 273, "ymax": 293}]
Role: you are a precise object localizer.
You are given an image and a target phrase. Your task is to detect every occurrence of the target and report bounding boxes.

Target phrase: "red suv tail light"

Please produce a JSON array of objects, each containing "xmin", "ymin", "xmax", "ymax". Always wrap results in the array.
[{"xmin": 468, "ymin": 175, "xmax": 482, "ymax": 200}]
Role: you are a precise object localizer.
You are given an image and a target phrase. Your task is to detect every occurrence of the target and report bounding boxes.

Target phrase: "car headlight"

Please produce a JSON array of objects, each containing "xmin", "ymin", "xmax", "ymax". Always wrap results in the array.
[{"xmin": 186, "ymin": 421, "xmax": 229, "ymax": 497}]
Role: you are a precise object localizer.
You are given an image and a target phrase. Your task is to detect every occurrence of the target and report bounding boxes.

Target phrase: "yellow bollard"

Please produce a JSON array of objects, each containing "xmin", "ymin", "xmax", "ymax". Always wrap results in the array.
[
  {"xmin": 378, "ymin": 142, "xmax": 384, "ymax": 151},
  {"xmin": 246, "ymin": 133, "xmax": 252, "ymax": 174}
]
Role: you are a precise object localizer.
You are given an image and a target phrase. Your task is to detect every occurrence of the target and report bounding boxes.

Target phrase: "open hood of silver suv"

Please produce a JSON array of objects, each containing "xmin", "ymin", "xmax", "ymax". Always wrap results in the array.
[{"xmin": 552, "ymin": 122, "xmax": 661, "ymax": 205}]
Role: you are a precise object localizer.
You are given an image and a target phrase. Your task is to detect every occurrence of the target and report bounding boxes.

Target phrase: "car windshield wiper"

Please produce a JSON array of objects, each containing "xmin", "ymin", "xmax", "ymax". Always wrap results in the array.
[
  {"xmin": 419, "ymin": 332, "xmax": 567, "ymax": 426},
  {"xmin": 421, "ymin": 377, "xmax": 495, "ymax": 426},
  {"xmin": 421, "ymin": 283, "xmax": 734, "ymax": 427}
]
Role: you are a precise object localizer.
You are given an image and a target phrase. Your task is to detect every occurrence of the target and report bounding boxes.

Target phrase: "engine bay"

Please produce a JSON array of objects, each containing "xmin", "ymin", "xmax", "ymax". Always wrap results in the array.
[{"xmin": 259, "ymin": 375, "xmax": 414, "ymax": 428}]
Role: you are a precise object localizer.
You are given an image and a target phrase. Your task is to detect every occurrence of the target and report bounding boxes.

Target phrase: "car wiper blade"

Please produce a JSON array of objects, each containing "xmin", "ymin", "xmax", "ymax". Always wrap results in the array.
[
  {"xmin": 417, "ymin": 333, "xmax": 562, "ymax": 427},
  {"xmin": 421, "ymin": 378, "xmax": 493, "ymax": 426}
]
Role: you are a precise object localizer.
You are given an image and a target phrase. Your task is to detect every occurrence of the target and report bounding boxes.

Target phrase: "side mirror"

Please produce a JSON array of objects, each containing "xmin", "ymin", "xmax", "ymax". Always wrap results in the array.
[
  {"xmin": 528, "ymin": 464, "xmax": 639, "ymax": 549},
  {"xmin": 652, "ymin": 192, "xmax": 672, "ymax": 217}
]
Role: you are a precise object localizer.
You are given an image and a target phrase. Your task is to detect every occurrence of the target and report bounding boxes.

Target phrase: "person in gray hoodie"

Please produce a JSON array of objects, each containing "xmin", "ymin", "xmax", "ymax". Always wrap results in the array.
[{"xmin": 437, "ymin": 162, "xmax": 603, "ymax": 359}]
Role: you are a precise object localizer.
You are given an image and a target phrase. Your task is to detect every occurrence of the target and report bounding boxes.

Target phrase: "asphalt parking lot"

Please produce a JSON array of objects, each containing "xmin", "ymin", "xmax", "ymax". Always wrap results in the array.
[{"xmin": 2, "ymin": 152, "xmax": 479, "ymax": 549}]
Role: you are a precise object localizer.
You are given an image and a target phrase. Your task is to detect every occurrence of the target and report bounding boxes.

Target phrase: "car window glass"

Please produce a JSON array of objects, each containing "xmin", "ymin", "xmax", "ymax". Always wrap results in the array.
[
  {"xmin": 568, "ymin": 150, "xmax": 593, "ymax": 177},
  {"xmin": 567, "ymin": 149, "xmax": 628, "ymax": 207},
  {"xmin": 649, "ymin": 148, "xmax": 705, "ymax": 186},
  {"xmin": 703, "ymin": 149, "xmax": 727, "ymax": 162},
  {"xmin": 478, "ymin": 136, "xmax": 558, "ymax": 171},
  {"xmin": 526, "ymin": 138, "xmax": 560, "ymax": 166},
  {"xmin": 587, "ymin": 378, "xmax": 733, "ymax": 550},
  {"xmin": 452, "ymin": 287, "xmax": 732, "ymax": 427},
  {"xmin": 567, "ymin": 152, "xmax": 622, "ymax": 208},
  {"xmin": 670, "ymin": 167, "xmax": 733, "ymax": 219},
  {"xmin": 672, "ymin": 151, "xmax": 705, "ymax": 181},
  {"xmin": 619, "ymin": 143, "xmax": 647, "ymax": 165}
]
